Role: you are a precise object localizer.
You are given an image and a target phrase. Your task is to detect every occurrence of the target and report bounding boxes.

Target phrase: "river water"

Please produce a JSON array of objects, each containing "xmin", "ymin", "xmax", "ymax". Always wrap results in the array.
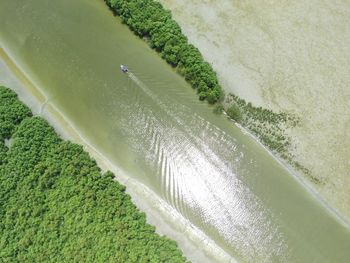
[
  {"xmin": 0, "ymin": 0, "xmax": 349, "ymax": 262},
  {"xmin": 159, "ymin": 0, "xmax": 350, "ymax": 222}
]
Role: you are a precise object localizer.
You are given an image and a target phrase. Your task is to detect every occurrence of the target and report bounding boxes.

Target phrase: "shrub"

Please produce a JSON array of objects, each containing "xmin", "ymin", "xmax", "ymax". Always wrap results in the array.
[{"xmin": 226, "ymin": 105, "xmax": 242, "ymax": 122}]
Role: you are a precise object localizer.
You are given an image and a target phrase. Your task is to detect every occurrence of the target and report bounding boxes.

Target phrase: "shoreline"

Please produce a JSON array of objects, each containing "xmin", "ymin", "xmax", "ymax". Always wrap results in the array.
[
  {"xmin": 0, "ymin": 45, "xmax": 236, "ymax": 263},
  {"xmin": 223, "ymin": 105, "xmax": 350, "ymax": 230},
  {"xmin": 158, "ymin": 0, "xmax": 350, "ymax": 224},
  {"xmin": 102, "ymin": 0, "xmax": 349, "ymax": 228}
]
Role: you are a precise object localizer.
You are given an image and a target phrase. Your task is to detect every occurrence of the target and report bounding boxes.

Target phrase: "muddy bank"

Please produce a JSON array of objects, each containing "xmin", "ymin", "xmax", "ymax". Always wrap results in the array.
[{"xmin": 159, "ymin": 0, "xmax": 350, "ymax": 222}]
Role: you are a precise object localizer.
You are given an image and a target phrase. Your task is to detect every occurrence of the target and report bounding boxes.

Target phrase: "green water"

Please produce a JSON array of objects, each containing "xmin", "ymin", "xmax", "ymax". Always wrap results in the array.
[
  {"xmin": 159, "ymin": 0, "xmax": 350, "ymax": 220},
  {"xmin": 0, "ymin": 0, "xmax": 349, "ymax": 262}
]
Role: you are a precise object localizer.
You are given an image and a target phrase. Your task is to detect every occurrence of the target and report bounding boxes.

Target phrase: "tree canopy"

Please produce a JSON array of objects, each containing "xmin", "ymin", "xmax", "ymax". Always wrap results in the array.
[
  {"xmin": 0, "ymin": 86, "xmax": 187, "ymax": 262},
  {"xmin": 105, "ymin": 0, "xmax": 223, "ymax": 103}
]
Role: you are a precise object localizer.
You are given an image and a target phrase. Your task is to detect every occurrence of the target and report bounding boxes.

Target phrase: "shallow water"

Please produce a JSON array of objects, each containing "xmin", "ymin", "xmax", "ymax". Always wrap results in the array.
[
  {"xmin": 1, "ymin": 0, "xmax": 350, "ymax": 262},
  {"xmin": 159, "ymin": 0, "xmax": 350, "ymax": 221}
]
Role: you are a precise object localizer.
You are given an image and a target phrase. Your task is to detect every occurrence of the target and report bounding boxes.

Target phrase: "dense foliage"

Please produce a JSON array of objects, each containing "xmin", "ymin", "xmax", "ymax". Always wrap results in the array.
[
  {"xmin": 105, "ymin": 0, "xmax": 222, "ymax": 103},
  {"xmin": 0, "ymin": 87, "xmax": 32, "ymax": 141},
  {"xmin": 0, "ymin": 86, "xmax": 187, "ymax": 262}
]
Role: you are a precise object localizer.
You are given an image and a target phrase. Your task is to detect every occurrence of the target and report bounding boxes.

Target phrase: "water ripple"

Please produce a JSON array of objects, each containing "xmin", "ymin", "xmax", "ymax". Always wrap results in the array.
[{"xmin": 119, "ymin": 74, "xmax": 288, "ymax": 262}]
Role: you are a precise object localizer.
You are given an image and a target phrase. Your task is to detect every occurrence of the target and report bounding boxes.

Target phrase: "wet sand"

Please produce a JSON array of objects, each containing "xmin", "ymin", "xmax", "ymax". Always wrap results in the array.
[{"xmin": 159, "ymin": 0, "xmax": 350, "ymax": 222}]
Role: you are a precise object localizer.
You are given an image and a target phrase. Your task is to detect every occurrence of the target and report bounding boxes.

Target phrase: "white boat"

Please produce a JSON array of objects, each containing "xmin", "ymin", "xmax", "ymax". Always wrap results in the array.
[{"xmin": 120, "ymin": 64, "xmax": 128, "ymax": 73}]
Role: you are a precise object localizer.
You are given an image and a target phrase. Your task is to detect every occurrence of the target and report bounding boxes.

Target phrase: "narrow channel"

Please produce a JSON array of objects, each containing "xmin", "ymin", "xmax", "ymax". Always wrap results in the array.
[{"xmin": 0, "ymin": 0, "xmax": 349, "ymax": 262}]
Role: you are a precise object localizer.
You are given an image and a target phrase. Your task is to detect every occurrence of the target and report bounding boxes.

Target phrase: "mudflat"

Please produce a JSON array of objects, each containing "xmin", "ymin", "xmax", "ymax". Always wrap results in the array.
[{"xmin": 159, "ymin": 0, "xmax": 350, "ymax": 221}]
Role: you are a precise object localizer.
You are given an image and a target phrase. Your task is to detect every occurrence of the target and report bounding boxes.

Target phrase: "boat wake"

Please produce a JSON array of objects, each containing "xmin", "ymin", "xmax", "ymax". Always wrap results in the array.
[
  {"xmin": 122, "ymin": 71, "xmax": 289, "ymax": 262},
  {"xmin": 127, "ymin": 72, "xmax": 160, "ymax": 102}
]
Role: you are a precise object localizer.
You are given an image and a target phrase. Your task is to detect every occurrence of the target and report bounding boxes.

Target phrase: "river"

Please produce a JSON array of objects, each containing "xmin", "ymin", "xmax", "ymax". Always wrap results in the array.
[
  {"xmin": 0, "ymin": 0, "xmax": 349, "ymax": 262},
  {"xmin": 159, "ymin": 0, "xmax": 350, "ymax": 222}
]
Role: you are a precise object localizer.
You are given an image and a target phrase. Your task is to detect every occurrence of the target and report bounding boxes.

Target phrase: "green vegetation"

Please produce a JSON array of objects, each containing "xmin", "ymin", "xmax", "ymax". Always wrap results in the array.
[
  {"xmin": 0, "ymin": 86, "xmax": 187, "ymax": 262},
  {"xmin": 213, "ymin": 104, "xmax": 224, "ymax": 115},
  {"xmin": 226, "ymin": 104, "xmax": 242, "ymax": 122},
  {"xmin": 225, "ymin": 94, "xmax": 314, "ymax": 179},
  {"xmin": 104, "ymin": 0, "xmax": 313, "ymax": 181},
  {"xmin": 225, "ymin": 94, "xmax": 298, "ymax": 155},
  {"xmin": 105, "ymin": 0, "xmax": 222, "ymax": 104}
]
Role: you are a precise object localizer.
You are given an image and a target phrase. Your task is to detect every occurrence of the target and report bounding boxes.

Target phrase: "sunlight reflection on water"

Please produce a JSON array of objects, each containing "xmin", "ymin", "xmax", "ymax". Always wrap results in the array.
[{"xmin": 120, "ymin": 73, "xmax": 288, "ymax": 262}]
